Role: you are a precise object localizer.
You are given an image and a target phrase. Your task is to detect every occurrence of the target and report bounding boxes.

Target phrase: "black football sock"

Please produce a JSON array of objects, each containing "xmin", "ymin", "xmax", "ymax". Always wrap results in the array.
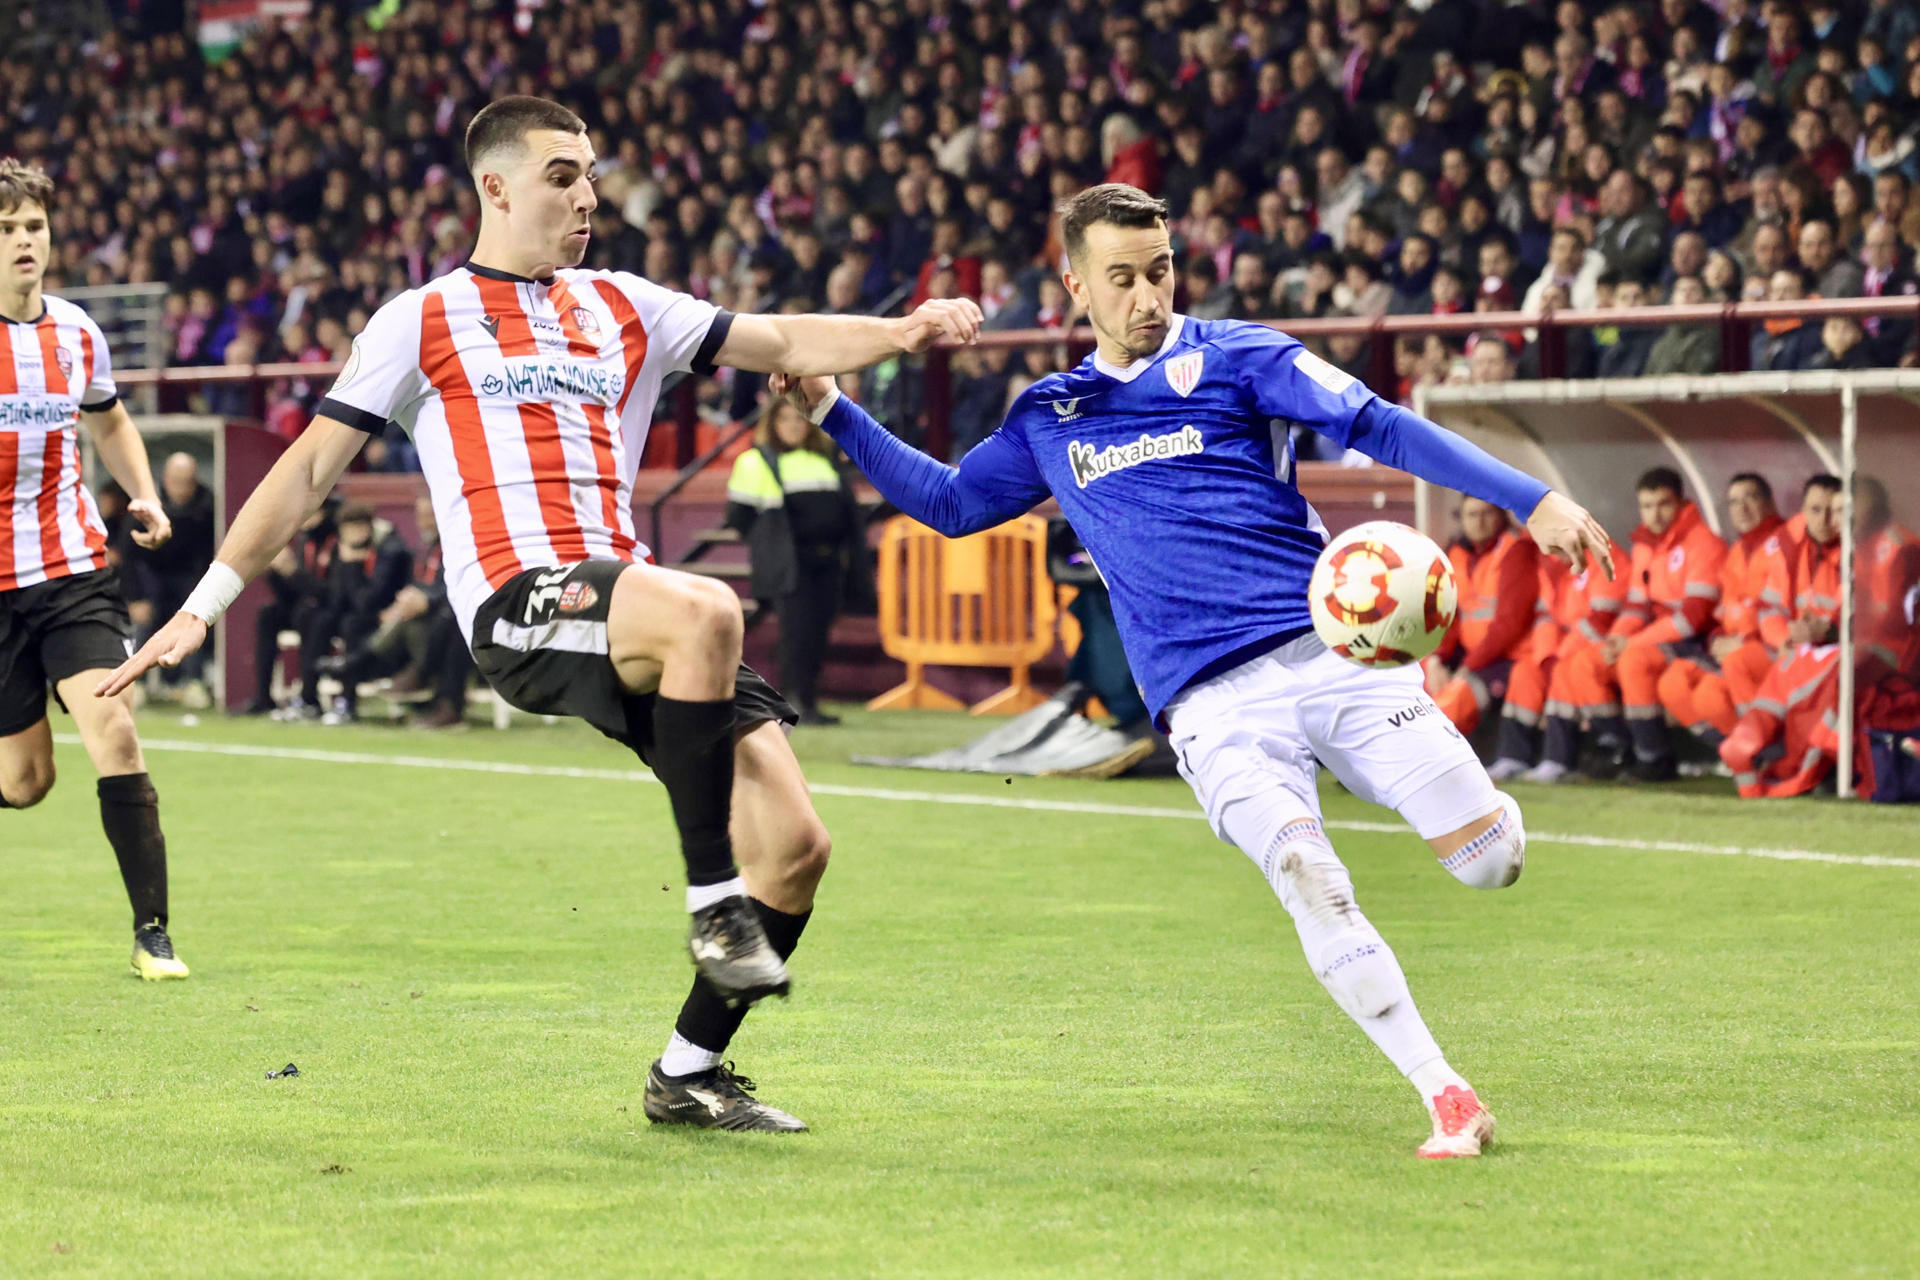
[
  {"xmin": 649, "ymin": 695, "xmax": 740, "ymax": 887},
  {"xmin": 672, "ymin": 901, "xmax": 811, "ymax": 1061},
  {"xmin": 99, "ymin": 773, "xmax": 168, "ymax": 929}
]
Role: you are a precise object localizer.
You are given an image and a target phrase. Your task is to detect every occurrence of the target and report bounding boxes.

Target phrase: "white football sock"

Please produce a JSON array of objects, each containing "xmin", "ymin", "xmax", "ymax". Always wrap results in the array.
[
  {"xmin": 1226, "ymin": 805, "xmax": 1467, "ymax": 1098},
  {"xmin": 686, "ymin": 876, "xmax": 746, "ymax": 914},
  {"xmin": 659, "ymin": 1030, "xmax": 722, "ymax": 1078},
  {"xmin": 1409, "ymin": 1058, "xmax": 1472, "ymax": 1102}
]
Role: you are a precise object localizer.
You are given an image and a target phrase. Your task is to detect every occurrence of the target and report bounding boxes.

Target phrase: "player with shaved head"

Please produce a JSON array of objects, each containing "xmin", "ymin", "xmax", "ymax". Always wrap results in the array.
[{"xmin": 108, "ymin": 96, "xmax": 985, "ymax": 1132}]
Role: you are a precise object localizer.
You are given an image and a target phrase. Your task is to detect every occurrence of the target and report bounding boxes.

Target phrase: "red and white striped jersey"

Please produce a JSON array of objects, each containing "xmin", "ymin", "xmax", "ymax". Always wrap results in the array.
[
  {"xmin": 0, "ymin": 294, "xmax": 116, "ymax": 593},
  {"xmin": 317, "ymin": 263, "xmax": 729, "ymax": 641}
]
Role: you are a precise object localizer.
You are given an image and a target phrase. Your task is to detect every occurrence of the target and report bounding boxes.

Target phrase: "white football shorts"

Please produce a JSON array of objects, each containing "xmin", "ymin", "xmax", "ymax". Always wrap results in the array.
[{"xmin": 1164, "ymin": 631, "xmax": 1499, "ymax": 844}]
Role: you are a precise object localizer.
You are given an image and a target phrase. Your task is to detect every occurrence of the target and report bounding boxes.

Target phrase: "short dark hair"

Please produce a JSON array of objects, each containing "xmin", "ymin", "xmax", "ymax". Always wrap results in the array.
[
  {"xmin": 337, "ymin": 502, "xmax": 376, "ymax": 527},
  {"xmin": 0, "ymin": 157, "xmax": 54, "ymax": 215},
  {"xmin": 1636, "ymin": 466, "xmax": 1685, "ymax": 497},
  {"xmin": 1056, "ymin": 183, "xmax": 1168, "ymax": 264},
  {"xmin": 1804, "ymin": 472, "xmax": 1843, "ymax": 496},
  {"xmin": 1727, "ymin": 472, "xmax": 1774, "ymax": 502},
  {"xmin": 465, "ymin": 96, "xmax": 587, "ymax": 170}
]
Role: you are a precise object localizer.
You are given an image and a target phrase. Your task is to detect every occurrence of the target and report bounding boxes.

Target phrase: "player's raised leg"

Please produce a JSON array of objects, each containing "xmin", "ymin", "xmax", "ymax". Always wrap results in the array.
[
  {"xmin": 1297, "ymin": 649, "xmax": 1519, "ymax": 1155},
  {"xmin": 646, "ymin": 719, "xmax": 829, "ymax": 1131},
  {"xmin": 602, "ymin": 562, "xmax": 792, "ymax": 1007},
  {"xmin": 56, "ymin": 671, "xmax": 185, "ymax": 979},
  {"xmin": 1168, "ymin": 644, "xmax": 1494, "ymax": 1158}
]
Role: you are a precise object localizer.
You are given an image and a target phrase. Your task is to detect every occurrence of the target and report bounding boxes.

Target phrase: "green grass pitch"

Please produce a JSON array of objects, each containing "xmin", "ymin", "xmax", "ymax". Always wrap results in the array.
[{"xmin": 3, "ymin": 705, "xmax": 1918, "ymax": 1278}]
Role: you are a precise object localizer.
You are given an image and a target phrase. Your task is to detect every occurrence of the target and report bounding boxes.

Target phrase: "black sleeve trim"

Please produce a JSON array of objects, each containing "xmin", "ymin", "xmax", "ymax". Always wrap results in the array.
[
  {"xmin": 690, "ymin": 309, "xmax": 735, "ymax": 376},
  {"xmin": 318, "ymin": 397, "xmax": 392, "ymax": 435},
  {"xmin": 78, "ymin": 394, "xmax": 119, "ymax": 414}
]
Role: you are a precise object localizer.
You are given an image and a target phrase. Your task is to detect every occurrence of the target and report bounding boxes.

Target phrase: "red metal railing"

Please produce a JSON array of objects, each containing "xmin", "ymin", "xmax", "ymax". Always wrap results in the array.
[
  {"xmin": 115, "ymin": 295, "xmax": 1920, "ymax": 465},
  {"xmin": 922, "ymin": 294, "xmax": 1920, "ymax": 458}
]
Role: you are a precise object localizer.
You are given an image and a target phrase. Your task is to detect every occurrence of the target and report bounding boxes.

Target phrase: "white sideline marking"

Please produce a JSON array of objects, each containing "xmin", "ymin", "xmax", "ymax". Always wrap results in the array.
[{"xmin": 61, "ymin": 735, "xmax": 1920, "ymax": 871}]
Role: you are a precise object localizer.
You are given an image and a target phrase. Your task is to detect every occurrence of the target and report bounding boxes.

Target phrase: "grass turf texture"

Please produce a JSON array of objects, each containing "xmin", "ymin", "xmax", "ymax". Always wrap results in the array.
[{"xmin": 3, "ymin": 705, "xmax": 1918, "ymax": 1278}]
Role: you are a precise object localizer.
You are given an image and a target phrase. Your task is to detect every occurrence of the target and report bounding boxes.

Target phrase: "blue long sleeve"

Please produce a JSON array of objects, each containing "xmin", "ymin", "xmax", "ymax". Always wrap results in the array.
[
  {"xmin": 818, "ymin": 394, "xmax": 1048, "ymax": 536},
  {"xmin": 1347, "ymin": 399, "xmax": 1550, "ymax": 520}
]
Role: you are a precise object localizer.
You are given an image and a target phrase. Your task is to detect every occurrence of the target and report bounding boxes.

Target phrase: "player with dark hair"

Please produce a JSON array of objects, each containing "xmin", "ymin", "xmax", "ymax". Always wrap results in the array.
[
  {"xmin": 105, "ymin": 96, "xmax": 984, "ymax": 1130},
  {"xmin": 1, "ymin": 157, "xmax": 186, "ymax": 979},
  {"xmin": 771, "ymin": 182, "xmax": 1612, "ymax": 1158}
]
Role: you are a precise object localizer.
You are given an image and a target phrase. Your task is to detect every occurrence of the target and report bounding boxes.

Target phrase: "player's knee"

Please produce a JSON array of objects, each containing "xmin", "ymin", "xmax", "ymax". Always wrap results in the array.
[
  {"xmin": 681, "ymin": 577, "xmax": 744, "ymax": 651},
  {"xmin": 787, "ymin": 818, "xmax": 832, "ymax": 889},
  {"xmin": 0, "ymin": 756, "xmax": 56, "ymax": 808},
  {"xmin": 1435, "ymin": 792, "xmax": 1525, "ymax": 891}
]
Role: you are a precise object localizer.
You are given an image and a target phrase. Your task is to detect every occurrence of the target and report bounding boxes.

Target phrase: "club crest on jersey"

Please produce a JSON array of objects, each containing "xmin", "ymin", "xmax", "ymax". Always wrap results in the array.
[
  {"xmin": 565, "ymin": 306, "xmax": 601, "ymax": 334},
  {"xmin": 558, "ymin": 581, "xmax": 599, "ymax": 613},
  {"xmin": 1164, "ymin": 351, "xmax": 1203, "ymax": 397},
  {"xmin": 1668, "ymin": 547, "xmax": 1685, "ymax": 572},
  {"xmin": 1051, "ymin": 398, "xmax": 1083, "ymax": 421},
  {"xmin": 54, "ymin": 348, "xmax": 74, "ymax": 377}
]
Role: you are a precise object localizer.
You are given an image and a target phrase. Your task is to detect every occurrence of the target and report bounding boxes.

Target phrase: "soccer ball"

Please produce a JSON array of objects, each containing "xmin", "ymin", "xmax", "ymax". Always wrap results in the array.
[{"xmin": 1308, "ymin": 521, "xmax": 1457, "ymax": 668}]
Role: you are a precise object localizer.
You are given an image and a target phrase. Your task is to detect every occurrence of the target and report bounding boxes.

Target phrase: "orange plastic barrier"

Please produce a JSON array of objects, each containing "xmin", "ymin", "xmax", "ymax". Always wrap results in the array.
[{"xmin": 869, "ymin": 515, "xmax": 1059, "ymax": 715}]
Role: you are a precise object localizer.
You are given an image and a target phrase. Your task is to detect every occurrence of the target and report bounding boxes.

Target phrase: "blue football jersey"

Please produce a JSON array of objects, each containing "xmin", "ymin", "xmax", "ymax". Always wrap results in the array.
[{"xmin": 817, "ymin": 313, "xmax": 1548, "ymax": 721}]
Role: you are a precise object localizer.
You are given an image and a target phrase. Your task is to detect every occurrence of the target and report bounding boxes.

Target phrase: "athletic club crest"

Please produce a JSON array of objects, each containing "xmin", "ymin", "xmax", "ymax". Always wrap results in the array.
[
  {"xmin": 54, "ymin": 348, "xmax": 73, "ymax": 377},
  {"xmin": 565, "ymin": 306, "xmax": 601, "ymax": 334},
  {"xmin": 1165, "ymin": 351, "xmax": 1203, "ymax": 397}
]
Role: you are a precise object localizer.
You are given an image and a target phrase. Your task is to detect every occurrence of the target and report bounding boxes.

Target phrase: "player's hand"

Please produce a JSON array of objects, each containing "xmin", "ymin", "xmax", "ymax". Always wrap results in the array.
[
  {"xmin": 895, "ymin": 298, "xmax": 983, "ymax": 352},
  {"xmin": 769, "ymin": 371, "xmax": 838, "ymax": 413},
  {"xmin": 1526, "ymin": 491, "xmax": 1614, "ymax": 578},
  {"xmin": 1709, "ymin": 633, "xmax": 1745, "ymax": 663},
  {"xmin": 1600, "ymin": 634, "xmax": 1629, "ymax": 666},
  {"xmin": 95, "ymin": 612, "xmax": 208, "ymax": 698},
  {"xmin": 127, "ymin": 498, "xmax": 172, "ymax": 550}
]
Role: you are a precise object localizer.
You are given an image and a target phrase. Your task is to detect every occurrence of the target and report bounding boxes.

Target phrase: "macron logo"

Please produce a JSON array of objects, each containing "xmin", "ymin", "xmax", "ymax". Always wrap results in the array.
[{"xmin": 1067, "ymin": 425, "xmax": 1205, "ymax": 489}]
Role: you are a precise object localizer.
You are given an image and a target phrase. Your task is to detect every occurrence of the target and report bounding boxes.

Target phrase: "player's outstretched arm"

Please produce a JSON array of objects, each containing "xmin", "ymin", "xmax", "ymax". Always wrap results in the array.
[
  {"xmin": 1344, "ymin": 400, "xmax": 1614, "ymax": 579},
  {"xmin": 95, "ymin": 416, "xmax": 370, "ymax": 697},
  {"xmin": 719, "ymin": 299, "xmax": 983, "ymax": 376},
  {"xmin": 82, "ymin": 401, "xmax": 172, "ymax": 550},
  {"xmin": 770, "ymin": 374, "xmax": 1046, "ymax": 537}
]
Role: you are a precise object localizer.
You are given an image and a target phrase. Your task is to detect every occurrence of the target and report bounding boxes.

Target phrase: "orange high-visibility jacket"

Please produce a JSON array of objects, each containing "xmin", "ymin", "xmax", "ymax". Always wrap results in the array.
[
  {"xmin": 1527, "ymin": 542, "xmax": 1630, "ymax": 660},
  {"xmin": 1610, "ymin": 502, "xmax": 1727, "ymax": 647},
  {"xmin": 1860, "ymin": 523, "xmax": 1920, "ymax": 675},
  {"xmin": 1762, "ymin": 532, "xmax": 1844, "ymax": 639},
  {"xmin": 1719, "ymin": 515, "xmax": 1791, "ymax": 645},
  {"xmin": 1436, "ymin": 529, "xmax": 1539, "ymax": 671}
]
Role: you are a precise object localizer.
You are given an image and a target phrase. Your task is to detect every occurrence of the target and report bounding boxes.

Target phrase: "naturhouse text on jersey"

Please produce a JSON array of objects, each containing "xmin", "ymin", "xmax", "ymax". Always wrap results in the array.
[{"xmin": 475, "ymin": 358, "xmax": 625, "ymax": 405}]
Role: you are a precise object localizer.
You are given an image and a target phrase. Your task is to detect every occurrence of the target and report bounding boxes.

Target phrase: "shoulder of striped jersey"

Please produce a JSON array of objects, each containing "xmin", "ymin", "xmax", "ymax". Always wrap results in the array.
[{"xmin": 41, "ymin": 293, "xmax": 103, "ymax": 333}]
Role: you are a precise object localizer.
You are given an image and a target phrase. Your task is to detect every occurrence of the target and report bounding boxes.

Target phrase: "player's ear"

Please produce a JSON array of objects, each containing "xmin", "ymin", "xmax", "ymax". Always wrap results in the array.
[{"xmin": 1061, "ymin": 265, "xmax": 1085, "ymax": 308}]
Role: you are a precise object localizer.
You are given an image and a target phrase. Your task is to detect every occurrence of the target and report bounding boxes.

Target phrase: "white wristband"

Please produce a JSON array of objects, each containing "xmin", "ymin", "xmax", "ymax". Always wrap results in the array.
[
  {"xmin": 805, "ymin": 386, "xmax": 842, "ymax": 425},
  {"xmin": 181, "ymin": 562, "xmax": 245, "ymax": 625}
]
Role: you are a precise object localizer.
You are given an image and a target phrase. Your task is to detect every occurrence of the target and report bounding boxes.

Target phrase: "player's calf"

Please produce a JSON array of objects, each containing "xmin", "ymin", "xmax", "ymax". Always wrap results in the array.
[{"xmin": 0, "ymin": 718, "xmax": 58, "ymax": 809}]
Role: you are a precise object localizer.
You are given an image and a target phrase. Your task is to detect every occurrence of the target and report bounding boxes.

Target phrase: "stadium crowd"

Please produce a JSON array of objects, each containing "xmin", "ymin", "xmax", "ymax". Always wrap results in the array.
[
  {"xmin": 7, "ymin": 0, "xmax": 1916, "ymax": 787},
  {"xmin": 13, "ymin": 0, "xmax": 1920, "ymax": 466}
]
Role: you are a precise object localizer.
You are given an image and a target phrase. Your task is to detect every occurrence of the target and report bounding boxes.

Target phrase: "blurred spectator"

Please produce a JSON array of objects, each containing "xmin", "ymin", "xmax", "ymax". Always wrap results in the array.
[
  {"xmin": 726, "ymin": 396, "xmax": 873, "ymax": 727},
  {"xmin": 1594, "ymin": 277, "xmax": 1660, "ymax": 377},
  {"xmin": 309, "ymin": 503, "xmax": 413, "ymax": 725},
  {"xmin": 1799, "ymin": 219, "xmax": 1865, "ymax": 298},
  {"xmin": 321, "ymin": 495, "xmax": 472, "ymax": 730},
  {"xmin": 1752, "ymin": 268, "xmax": 1826, "ymax": 370},
  {"xmin": 1523, "ymin": 226, "xmax": 1603, "ymax": 312},
  {"xmin": 1643, "ymin": 276, "xmax": 1720, "ymax": 374},
  {"xmin": 250, "ymin": 501, "xmax": 337, "ymax": 718},
  {"xmin": 11, "ymin": 0, "xmax": 1920, "ymax": 445},
  {"xmin": 124, "ymin": 453, "xmax": 216, "ymax": 706}
]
